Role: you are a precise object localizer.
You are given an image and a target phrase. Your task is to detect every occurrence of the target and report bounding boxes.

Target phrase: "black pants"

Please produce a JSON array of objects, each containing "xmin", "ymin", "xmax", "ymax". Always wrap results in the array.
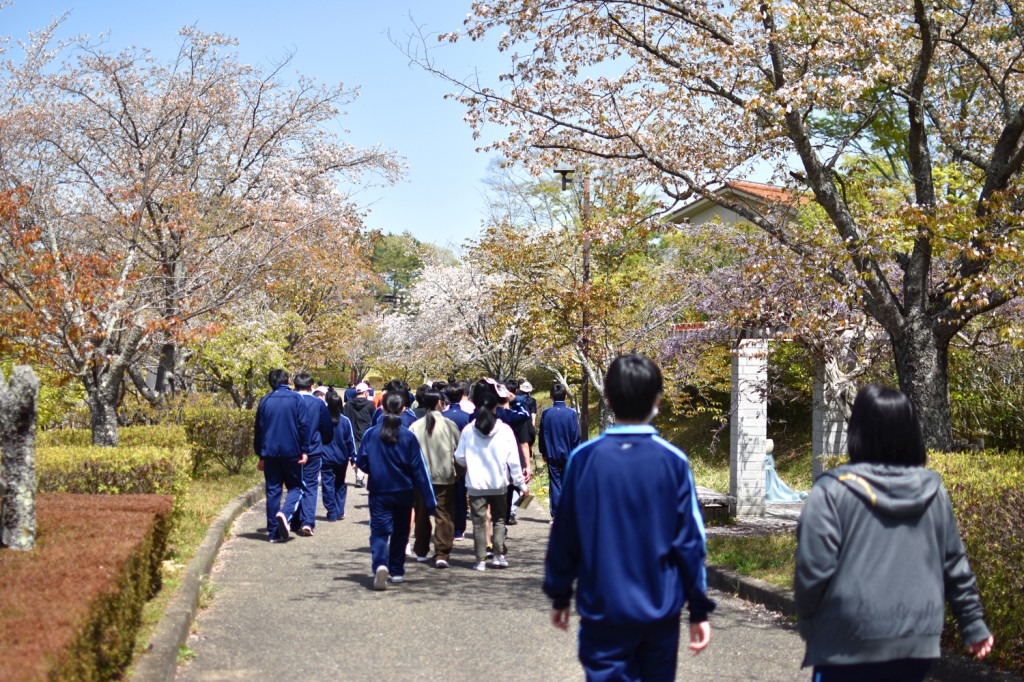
[{"xmin": 813, "ymin": 659, "xmax": 932, "ymax": 682}]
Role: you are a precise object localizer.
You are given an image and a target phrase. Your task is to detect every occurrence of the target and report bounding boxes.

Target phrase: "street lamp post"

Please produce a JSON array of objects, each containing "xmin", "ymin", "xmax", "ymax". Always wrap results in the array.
[{"xmin": 555, "ymin": 166, "xmax": 591, "ymax": 438}]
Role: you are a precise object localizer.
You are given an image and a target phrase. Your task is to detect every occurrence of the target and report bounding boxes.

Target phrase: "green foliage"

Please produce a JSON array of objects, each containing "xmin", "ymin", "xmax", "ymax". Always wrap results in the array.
[
  {"xmin": 370, "ymin": 231, "xmax": 424, "ymax": 299},
  {"xmin": 182, "ymin": 407, "xmax": 256, "ymax": 475},
  {"xmin": 38, "ymin": 424, "xmax": 188, "ymax": 449},
  {"xmin": 1, "ymin": 359, "xmax": 85, "ymax": 430},
  {"xmin": 37, "ymin": 446, "xmax": 191, "ymax": 512},
  {"xmin": 931, "ymin": 450, "xmax": 1024, "ymax": 673}
]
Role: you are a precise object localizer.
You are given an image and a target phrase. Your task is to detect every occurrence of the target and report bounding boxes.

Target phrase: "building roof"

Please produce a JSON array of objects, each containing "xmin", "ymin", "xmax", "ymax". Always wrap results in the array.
[{"xmin": 665, "ymin": 180, "xmax": 804, "ymax": 225}]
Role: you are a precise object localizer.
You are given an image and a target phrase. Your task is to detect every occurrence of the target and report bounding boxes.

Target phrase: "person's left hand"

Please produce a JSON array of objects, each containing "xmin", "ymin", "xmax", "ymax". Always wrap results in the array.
[
  {"xmin": 298, "ymin": 454, "xmax": 308, "ymax": 465},
  {"xmin": 967, "ymin": 635, "xmax": 994, "ymax": 660}
]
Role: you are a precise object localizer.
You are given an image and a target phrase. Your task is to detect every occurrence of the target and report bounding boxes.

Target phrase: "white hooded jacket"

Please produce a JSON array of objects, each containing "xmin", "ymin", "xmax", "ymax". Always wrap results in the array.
[{"xmin": 454, "ymin": 419, "xmax": 525, "ymax": 496}]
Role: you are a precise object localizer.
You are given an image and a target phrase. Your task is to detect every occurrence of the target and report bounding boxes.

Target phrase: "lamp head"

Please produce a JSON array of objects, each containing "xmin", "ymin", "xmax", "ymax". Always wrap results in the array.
[{"xmin": 554, "ymin": 166, "xmax": 575, "ymax": 191}]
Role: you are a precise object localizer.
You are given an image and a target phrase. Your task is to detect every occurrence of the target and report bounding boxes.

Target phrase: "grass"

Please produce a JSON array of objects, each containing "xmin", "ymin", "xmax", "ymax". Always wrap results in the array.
[
  {"xmin": 706, "ymin": 534, "xmax": 797, "ymax": 590},
  {"xmin": 656, "ymin": 407, "xmax": 808, "ymax": 590},
  {"xmin": 130, "ymin": 463, "xmax": 262, "ymax": 671}
]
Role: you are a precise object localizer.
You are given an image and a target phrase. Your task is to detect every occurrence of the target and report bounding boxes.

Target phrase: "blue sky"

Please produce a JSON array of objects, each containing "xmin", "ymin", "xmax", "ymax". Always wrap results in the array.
[{"xmin": 2, "ymin": 1, "xmax": 509, "ymax": 249}]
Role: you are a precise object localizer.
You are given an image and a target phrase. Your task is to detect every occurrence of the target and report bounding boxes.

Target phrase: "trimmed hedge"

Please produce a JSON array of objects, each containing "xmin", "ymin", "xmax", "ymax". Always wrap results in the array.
[
  {"xmin": 182, "ymin": 407, "xmax": 255, "ymax": 475},
  {"xmin": 37, "ymin": 424, "xmax": 188, "ymax": 450},
  {"xmin": 931, "ymin": 450, "xmax": 1024, "ymax": 673},
  {"xmin": 0, "ymin": 494, "xmax": 173, "ymax": 681},
  {"xmin": 37, "ymin": 446, "xmax": 191, "ymax": 514}
]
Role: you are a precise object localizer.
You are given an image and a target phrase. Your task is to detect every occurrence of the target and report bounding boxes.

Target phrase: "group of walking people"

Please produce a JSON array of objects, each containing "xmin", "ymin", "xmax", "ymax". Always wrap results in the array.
[{"xmin": 254, "ymin": 354, "xmax": 995, "ymax": 682}]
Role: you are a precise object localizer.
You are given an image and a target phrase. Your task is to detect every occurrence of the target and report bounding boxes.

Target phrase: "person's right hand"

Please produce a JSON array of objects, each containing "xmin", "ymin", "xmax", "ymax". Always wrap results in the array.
[
  {"xmin": 967, "ymin": 635, "xmax": 994, "ymax": 659},
  {"xmin": 550, "ymin": 608, "xmax": 570, "ymax": 631},
  {"xmin": 257, "ymin": 459, "xmax": 265, "ymax": 472},
  {"xmin": 689, "ymin": 621, "xmax": 711, "ymax": 654}
]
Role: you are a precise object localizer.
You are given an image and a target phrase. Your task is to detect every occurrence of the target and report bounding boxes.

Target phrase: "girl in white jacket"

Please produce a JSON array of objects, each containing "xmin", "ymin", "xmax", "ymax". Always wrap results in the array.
[{"xmin": 455, "ymin": 391, "xmax": 527, "ymax": 571}]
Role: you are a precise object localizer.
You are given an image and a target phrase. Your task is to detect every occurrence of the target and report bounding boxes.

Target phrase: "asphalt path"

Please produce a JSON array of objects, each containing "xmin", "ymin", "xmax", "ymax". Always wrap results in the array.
[{"xmin": 176, "ymin": 483, "xmax": 808, "ymax": 681}]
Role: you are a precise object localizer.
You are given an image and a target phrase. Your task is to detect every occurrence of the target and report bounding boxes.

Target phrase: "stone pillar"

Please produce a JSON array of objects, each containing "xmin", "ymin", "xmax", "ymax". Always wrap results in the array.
[
  {"xmin": 730, "ymin": 339, "xmax": 767, "ymax": 517},
  {"xmin": 0, "ymin": 365, "xmax": 39, "ymax": 550},
  {"xmin": 812, "ymin": 361, "xmax": 849, "ymax": 481}
]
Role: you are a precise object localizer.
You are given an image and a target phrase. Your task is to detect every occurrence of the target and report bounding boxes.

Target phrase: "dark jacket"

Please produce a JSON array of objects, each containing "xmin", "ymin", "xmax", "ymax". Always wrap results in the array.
[
  {"xmin": 253, "ymin": 385, "xmax": 311, "ymax": 459},
  {"xmin": 355, "ymin": 424, "xmax": 437, "ymax": 513},
  {"xmin": 543, "ymin": 425, "xmax": 714, "ymax": 626},
  {"xmin": 323, "ymin": 413, "xmax": 357, "ymax": 465},
  {"xmin": 442, "ymin": 404, "xmax": 472, "ymax": 432},
  {"xmin": 538, "ymin": 401, "xmax": 580, "ymax": 463},
  {"xmin": 299, "ymin": 393, "xmax": 334, "ymax": 457},
  {"xmin": 794, "ymin": 462, "xmax": 991, "ymax": 667},
  {"xmin": 343, "ymin": 396, "xmax": 375, "ymax": 443}
]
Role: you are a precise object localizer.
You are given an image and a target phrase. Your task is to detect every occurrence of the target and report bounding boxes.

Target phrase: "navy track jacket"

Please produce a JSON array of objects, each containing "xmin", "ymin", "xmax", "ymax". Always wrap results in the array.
[
  {"xmin": 355, "ymin": 424, "xmax": 437, "ymax": 512},
  {"xmin": 543, "ymin": 425, "xmax": 714, "ymax": 626},
  {"xmin": 253, "ymin": 385, "xmax": 312, "ymax": 459},
  {"xmin": 299, "ymin": 393, "xmax": 334, "ymax": 457},
  {"xmin": 538, "ymin": 401, "xmax": 581, "ymax": 463},
  {"xmin": 323, "ymin": 413, "xmax": 357, "ymax": 465}
]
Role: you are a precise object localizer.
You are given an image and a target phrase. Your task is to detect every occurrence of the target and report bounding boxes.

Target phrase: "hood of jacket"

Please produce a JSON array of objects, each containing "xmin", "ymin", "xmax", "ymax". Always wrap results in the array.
[
  {"xmin": 823, "ymin": 462, "xmax": 941, "ymax": 518},
  {"xmin": 347, "ymin": 397, "xmax": 374, "ymax": 412}
]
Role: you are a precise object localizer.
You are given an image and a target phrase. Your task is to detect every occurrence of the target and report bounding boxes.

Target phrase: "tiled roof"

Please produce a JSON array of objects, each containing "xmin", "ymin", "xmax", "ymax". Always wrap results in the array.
[{"xmin": 724, "ymin": 181, "xmax": 793, "ymax": 203}]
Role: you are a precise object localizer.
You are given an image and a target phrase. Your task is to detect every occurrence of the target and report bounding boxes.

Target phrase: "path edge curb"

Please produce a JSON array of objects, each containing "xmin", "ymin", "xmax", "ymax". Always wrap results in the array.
[
  {"xmin": 131, "ymin": 483, "xmax": 264, "ymax": 682},
  {"xmin": 705, "ymin": 564, "xmax": 1021, "ymax": 682}
]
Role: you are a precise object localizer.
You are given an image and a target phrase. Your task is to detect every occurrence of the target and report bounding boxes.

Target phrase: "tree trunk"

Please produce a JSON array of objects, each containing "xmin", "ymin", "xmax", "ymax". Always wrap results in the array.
[
  {"xmin": 1, "ymin": 366, "xmax": 39, "ymax": 551},
  {"xmin": 891, "ymin": 319, "xmax": 954, "ymax": 451},
  {"xmin": 88, "ymin": 392, "xmax": 120, "ymax": 446}
]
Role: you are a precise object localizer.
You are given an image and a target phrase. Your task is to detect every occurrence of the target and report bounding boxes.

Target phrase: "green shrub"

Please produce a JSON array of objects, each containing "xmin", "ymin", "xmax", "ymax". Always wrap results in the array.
[
  {"xmin": 931, "ymin": 450, "xmax": 1024, "ymax": 673},
  {"xmin": 37, "ymin": 446, "xmax": 191, "ymax": 513},
  {"xmin": 182, "ymin": 407, "xmax": 256, "ymax": 475},
  {"xmin": 38, "ymin": 424, "xmax": 188, "ymax": 449}
]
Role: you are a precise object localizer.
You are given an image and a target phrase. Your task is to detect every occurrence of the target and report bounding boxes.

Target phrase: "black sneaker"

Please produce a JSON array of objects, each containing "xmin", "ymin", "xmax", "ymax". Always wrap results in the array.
[{"xmin": 506, "ymin": 515, "xmax": 518, "ymax": 526}]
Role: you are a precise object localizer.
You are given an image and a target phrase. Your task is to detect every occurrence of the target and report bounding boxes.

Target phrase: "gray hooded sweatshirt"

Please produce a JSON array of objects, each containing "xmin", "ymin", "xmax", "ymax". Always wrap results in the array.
[{"xmin": 794, "ymin": 462, "xmax": 990, "ymax": 667}]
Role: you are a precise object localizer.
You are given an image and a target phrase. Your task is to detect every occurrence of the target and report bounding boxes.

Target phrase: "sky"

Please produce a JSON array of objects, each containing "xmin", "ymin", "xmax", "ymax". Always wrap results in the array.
[{"xmin": 2, "ymin": 0, "xmax": 511, "ymax": 249}]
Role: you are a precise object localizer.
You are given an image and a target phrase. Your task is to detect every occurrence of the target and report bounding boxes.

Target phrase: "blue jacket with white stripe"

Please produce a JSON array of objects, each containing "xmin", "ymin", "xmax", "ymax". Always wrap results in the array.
[{"xmin": 543, "ymin": 425, "xmax": 715, "ymax": 626}]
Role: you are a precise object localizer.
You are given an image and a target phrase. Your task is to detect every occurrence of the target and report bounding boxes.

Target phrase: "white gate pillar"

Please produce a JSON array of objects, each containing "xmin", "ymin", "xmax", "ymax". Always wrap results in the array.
[{"xmin": 730, "ymin": 339, "xmax": 767, "ymax": 517}]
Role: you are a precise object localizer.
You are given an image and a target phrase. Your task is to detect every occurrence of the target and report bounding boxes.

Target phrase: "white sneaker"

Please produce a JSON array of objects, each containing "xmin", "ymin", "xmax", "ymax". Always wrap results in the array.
[
  {"xmin": 275, "ymin": 512, "xmax": 290, "ymax": 540},
  {"xmin": 473, "ymin": 560, "xmax": 487, "ymax": 572},
  {"xmin": 373, "ymin": 565, "xmax": 389, "ymax": 591},
  {"xmin": 415, "ymin": 555, "xmax": 429, "ymax": 563},
  {"xmin": 491, "ymin": 554, "xmax": 508, "ymax": 568},
  {"xmin": 435, "ymin": 559, "xmax": 449, "ymax": 569},
  {"xmin": 390, "ymin": 575, "xmax": 405, "ymax": 584}
]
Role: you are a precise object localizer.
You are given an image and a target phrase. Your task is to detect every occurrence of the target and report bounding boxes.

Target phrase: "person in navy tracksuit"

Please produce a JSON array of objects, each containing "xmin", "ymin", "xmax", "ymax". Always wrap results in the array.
[
  {"xmin": 253, "ymin": 369, "xmax": 311, "ymax": 542},
  {"xmin": 322, "ymin": 388, "xmax": 357, "ymax": 521},
  {"xmin": 543, "ymin": 354, "xmax": 714, "ymax": 681},
  {"xmin": 371, "ymin": 379, "xmax": 419, "ymax": 427},
  {"xmin": 537, "ymin": 382, "xmax": 581, "ymax": 520},
  {"xmin": 357, "ymin": 391, "xmax": 436, "ymax": 590},
  {"xmin": 292, "ymin": 372, "xmax": 334, "ymax": 536}
]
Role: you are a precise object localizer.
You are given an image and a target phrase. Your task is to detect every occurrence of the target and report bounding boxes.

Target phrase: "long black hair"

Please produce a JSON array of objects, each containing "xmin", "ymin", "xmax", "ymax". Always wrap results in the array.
[
  {"xmin": 847, "ymin": 385, "xmax": 927, "ymax": 466},
  {"xmin": 420, "ymin": 389, "xmax": 442, "ymax": 436},
  {"xmin": 326, "ymin": 387, "xmax": 343, "ymax": 425},
  {"xmin": 380, "ymin": 391, "xmax": 405, "ymax": 445},
  {"xmin": 474, "ymin": 391, "xmax": 499, "ymax": 435}
]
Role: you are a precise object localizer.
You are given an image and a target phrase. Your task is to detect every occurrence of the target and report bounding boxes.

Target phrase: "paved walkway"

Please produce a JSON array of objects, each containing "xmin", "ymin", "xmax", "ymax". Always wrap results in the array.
[{"xmin": 176, "ymin": 485, "xmax": 808, "ymax": 681}]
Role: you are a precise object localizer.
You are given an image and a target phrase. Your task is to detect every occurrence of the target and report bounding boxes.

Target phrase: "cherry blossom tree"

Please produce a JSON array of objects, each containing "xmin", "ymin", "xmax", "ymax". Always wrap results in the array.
[
  {"xmin": 426, "ymin": 0, "xmax": 1024, "ymax": 449},
  {"xmin": 0, "ymin": 25, "xmax": 401, "ymax": 444}
]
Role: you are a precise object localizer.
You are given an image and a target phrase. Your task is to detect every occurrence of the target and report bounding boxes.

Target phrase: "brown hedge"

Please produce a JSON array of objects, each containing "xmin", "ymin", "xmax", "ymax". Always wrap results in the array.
[{"xmin": 0, "ymin": 494, "xmax": 173, "ymax": 681}]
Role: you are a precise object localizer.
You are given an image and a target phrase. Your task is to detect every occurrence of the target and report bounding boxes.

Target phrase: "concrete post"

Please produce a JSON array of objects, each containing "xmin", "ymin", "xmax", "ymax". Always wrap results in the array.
[
  {"xmin": 730, "ymin": 339, "xmax": 767, "ymax": 517},
  {"xmin": 0, "ymin": 366, "xmax": 39, "ymax": 550}
]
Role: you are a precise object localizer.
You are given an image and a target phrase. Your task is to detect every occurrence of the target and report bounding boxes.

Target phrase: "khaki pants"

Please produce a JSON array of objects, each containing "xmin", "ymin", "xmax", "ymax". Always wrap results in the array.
[
  {"xmin": 414, "ymin": 483, "xmax": 455, "ymax": 560},
  {"xmin": 470, "ymin": 493, "xmax": 507, "ymax": 562}
]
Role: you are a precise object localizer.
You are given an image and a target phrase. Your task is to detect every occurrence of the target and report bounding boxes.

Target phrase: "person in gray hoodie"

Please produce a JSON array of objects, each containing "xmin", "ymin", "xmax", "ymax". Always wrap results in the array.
[{"xmin": 795, "ymin": 385, "xmax": 994, "ymax": 682}]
